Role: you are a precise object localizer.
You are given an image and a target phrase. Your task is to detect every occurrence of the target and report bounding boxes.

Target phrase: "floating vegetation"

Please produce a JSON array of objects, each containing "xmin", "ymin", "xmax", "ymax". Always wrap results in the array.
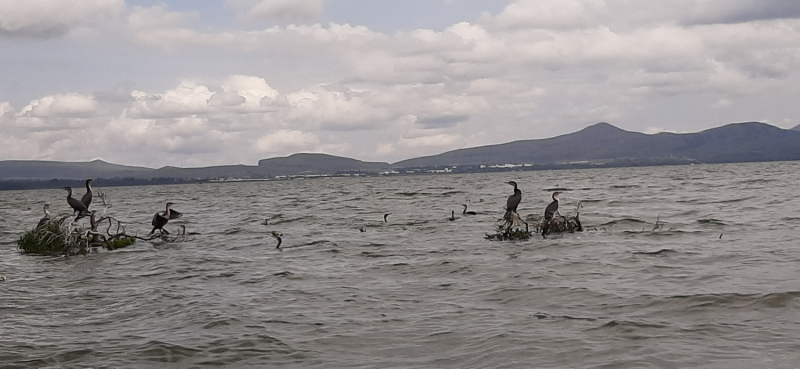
[
  {"xmin": 17, "ymin": 214, "xmax": 137, "ymax": 257},
  {"xmin": 485, "ymin": 225, "xmax": 532, "ymax": 241},
  {"xmin": 488, "ymin": 203, "xmax": 584, "ymax": 241}
]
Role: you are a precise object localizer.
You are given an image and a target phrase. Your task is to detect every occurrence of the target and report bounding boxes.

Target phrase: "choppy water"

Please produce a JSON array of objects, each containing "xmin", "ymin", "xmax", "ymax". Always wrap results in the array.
[{"xmin": 2, "ymin": 162, "xmax": 800, "ymax": 368}]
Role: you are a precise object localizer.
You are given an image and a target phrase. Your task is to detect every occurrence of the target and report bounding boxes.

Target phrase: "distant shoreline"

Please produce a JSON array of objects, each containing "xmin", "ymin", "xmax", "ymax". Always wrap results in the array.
[{"xmin": 4, "ymin": 158, "xmax": 794, "ymax": 191}]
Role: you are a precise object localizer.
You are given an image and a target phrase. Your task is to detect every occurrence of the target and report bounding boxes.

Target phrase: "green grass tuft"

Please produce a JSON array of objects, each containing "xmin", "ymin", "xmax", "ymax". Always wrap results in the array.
[{"xmin": 17, "ymin": 221, "xmax": 68, "ymax": 256}]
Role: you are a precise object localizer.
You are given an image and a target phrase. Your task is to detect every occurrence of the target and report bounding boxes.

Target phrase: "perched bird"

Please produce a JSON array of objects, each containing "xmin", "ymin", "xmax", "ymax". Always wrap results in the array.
[
  {"xmin": 504, "ymin": 181, "xmax": 522, "ymax": 222},
  {"xmin": 36, "ymin": 204, "xmax": 54, "ymax": 228},
  {"xmin": 462, "ymin": 204, "xmax": 477, "ymax": 215},
  {"xmin": 63, "ymin": 187, "xmax": 89, "ymax": 216},
  {"xmin": 544, "ymin": 192, "xmax": 561, "ymax": 221},
  {"xmin": 150, "ymin": 202, "xmax": 182, "ymax": 235},
  {"xmin": 81, "ymin": 179, "xmax": 94, "ymax": 208},
  {"xmin": 542, "ymin": 192, "xmax": 561, "ymax": 237}
]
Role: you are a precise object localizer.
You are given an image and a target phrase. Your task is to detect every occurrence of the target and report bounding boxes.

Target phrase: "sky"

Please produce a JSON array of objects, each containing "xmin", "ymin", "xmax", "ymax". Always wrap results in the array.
[{"xmin": 2, "ymin": 0, "xmax": 800, "ymax": 168}]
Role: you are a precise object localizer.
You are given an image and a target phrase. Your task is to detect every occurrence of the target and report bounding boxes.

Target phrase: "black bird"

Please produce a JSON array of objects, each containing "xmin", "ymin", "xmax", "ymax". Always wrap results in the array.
[
  {"xmin": 80, "ymin": 179, "xmax": 94, "ymax": 208},
  {"xmin": 448, "ymin": 210, "xmax": 458, "ymax": 221},
  {"xmin": 462, "ymin": 204, "xmax": 477, "ymax": 215},
  {"xmin": 542, "ymin": 192, "xmax": 561, "ymax": 237},
  {"xmin": 63, "ymin": 187, "xmax": 89, "ymax": 215},
  {"xmin": 544, "ymin": 192, "xmax": 561, "ymax": 221},
  {"xmin": 36, "ymin": 204, "xmax": 53, "ymax": 228},
  {"xmin": 150, "ymin": 202, "xmax": 182, "ymax": 234},
  {"xmin": 504, "ymin": 181, "xmax": 522, "ymax": 222},
  {"xmin": 384, "ymin": 213, "xmax": 390, "ymax": 222}
]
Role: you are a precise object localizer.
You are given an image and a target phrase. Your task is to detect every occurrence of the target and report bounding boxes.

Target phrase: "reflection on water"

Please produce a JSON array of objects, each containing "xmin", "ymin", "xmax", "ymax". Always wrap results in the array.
[{"xmin": 2, "ymin": 161, "xmax": 800, "ymax": 368}]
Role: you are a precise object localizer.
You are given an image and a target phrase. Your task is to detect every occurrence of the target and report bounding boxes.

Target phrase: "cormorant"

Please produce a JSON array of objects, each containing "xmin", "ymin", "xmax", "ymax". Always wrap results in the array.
[
  {"xmin": 81, "ymin": 179, "xmax": 94, "ymax": 208},
  {"xmin": 448, "ymin": 210, "xmax": 457, "ymax": 221},
  {"xmin": 37, "ymin": 204, "xmax": 53, "ymax": 228},
  {"xmin": 544, "ymin": 192, "xmax": 561, "ymax": 221},
  {"xmin": 462, "ymin": 204, "xmax": 477, "ymax": 215},
  {"xmin": 504, "ymin": 181, "xmax": 522, "ymax": 222},
  {"xmin": 63, "ymin": 187, "xmax": 89, "ymax": 215},
  {"xmin": 150, "ymin": 202, "xmax": 182, "ymax": 234},
  {"xmin": 542, "ymin": 192, "xmax": 561, "ymax": 237},
  {"xmin": 384, "ymin": 213, "xmax": 390, "ymax": 222}
]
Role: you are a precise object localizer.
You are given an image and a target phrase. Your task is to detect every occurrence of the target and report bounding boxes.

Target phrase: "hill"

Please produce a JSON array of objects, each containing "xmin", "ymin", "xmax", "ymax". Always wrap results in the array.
[
  {"xmin": 258, "ymin": 153, "xmax": 391, "ymax": 176},
  {"xmin": 393, "ymin": 122, "xmax": 800, "ymax": 167},
  {"xmin": 0, "ymin": 159, "xmax": 153, "ymax": 180},
  {"xmin": 4, "ymin": 122, "xmax": 800, "ymax": 187}
]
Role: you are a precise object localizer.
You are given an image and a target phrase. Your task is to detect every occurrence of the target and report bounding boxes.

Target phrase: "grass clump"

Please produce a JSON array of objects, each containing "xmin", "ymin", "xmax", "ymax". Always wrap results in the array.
[
  {"xmin": 106, "ymin": 237, "xmax": 136, "ymax": 250},
  {"xmin": 17, "ymin": 216, "xmax": 136, "ymax": 256},
  {"xmin": 17, "ymin": 221, "xmax": 68, "ymax": 256}
]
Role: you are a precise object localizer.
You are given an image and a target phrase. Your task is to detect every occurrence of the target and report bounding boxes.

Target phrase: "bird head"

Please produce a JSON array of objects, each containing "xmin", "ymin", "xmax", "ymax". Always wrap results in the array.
[
  {"xmin": 86, "ymin": 178, "xmax": 94, "ymax": 184},
  {"xmin": 507, "ymin": 181, "xmax": 517, "ymax": 188},
  {"xmin": 165, "ymin": 202, "xmax": 175, "ymax": 209},
  {"xmin": 552, "ymin": 192, "xmax": 561, "ymax": 200}
]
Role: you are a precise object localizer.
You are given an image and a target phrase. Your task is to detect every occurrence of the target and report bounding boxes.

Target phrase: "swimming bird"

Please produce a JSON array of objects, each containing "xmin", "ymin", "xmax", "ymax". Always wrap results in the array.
[
  {"xmin": 63, "ymin": 187, "xmax": 89, "ymax": 216},
  {"xmin": 504, "ymin": 181, "xmax": 522, "ymax": 222},
  {"xmin": 178, "ymin": 225, "xmax": 200, "ymax": 235},
  {"xmin": 36, "ymin": 204, "xmax": 53, "ymax": 228},
  {"xmin": 384, "ymin": 213, "xmax": 390, "ymax": 222},
  {"xmin": 150, "ymin": 202, "xmax": 182, "ymax": 235},
  {"xmin": 80, "ymin": 179, "xmax": 94, "ymax": 208},
  {"xmin": 448, "ymin": 210, "xmax": 458, "ymax": 221},
  {"xmin": 272, "ymin": 231, "xmax": 283, "ymax": 249},
  {"xmin": 462, "ymin": 204, "xmax": 477, "ymax": 215}
]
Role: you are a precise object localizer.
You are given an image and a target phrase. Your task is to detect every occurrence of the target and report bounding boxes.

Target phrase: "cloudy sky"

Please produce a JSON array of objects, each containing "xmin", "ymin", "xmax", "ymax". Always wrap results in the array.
[{"xmin": 2, "ymin": 0, "xmax": 800, "ymax": 168}]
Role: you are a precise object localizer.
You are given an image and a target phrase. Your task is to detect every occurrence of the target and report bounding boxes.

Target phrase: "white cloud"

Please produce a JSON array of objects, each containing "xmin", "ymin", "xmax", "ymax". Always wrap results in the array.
[
  {"xmin": 4, "ymin": 1, "xmax": 800, "ymax": 167},
  {"xmin": 284, "ymin": 85, "xmax": 391, "ymax": 130},
  {"xmin": 127, "ymin": 82, "xmax": 214, "ymax": 118},
  {"xmin": 0, "ymin": 101, "xmax": 14, "ymax": 115},
  {"xmin": 491, "ymin": 0, "xmax": 605, "ymax": 30},
  {"xmin": 0, "ymin": 0, "xmax": 123, "ymax": 37},
  {"xmin": 18, "ymin": 94, "xmax": 99, "ymax": 118},
  {"xmin": 228, "ymin": 0, "xmax": 324, "ymax": 23},
  {"xmin": 255, "ymin": 129, "xmax": 319, "ymax": 153}
]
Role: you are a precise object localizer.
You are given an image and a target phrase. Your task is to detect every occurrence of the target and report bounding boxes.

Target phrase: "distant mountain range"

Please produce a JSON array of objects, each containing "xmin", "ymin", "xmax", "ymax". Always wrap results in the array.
[
  {"xmin": 2, "ymin": 122, "xmax": 800, "ymax": 186},
  {"xmin": 395, "ymin": 121, "xmax": 800, "ymax": 167}
]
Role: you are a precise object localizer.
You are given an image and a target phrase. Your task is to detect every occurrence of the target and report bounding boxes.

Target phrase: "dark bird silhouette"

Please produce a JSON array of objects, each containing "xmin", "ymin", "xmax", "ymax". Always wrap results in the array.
[
  {"xmin": 178, "ymin": 225, "xmax": 200, "ymax": 235},
  {"xmin": 384, "ymin": 213, "xmax": 390, "ymax": 222},
  {"xmin": 504, "ymin": 181, "xmax": 522, "ymax": 222},
  {"xmin": 80, "ymin": 179, "xmax": 94, "ymax": 208},
  {"xmin": 542, "ymin": 192, "xmax": 561, "ymax": 237},
  {"xmin": 448, "ymin": 210, "xmax": 458, "ymax": 221},
  {"xmin": 462, "ymin": 204, "xmax": 477, "ymax": 215},
  {"xmin": 36, "ymin": 204, "xmax": 53, "ymax": 228},
  {"xmin": 63, "ymin": 187, "xmax": 89, "ymax": 216},
  {"xmin": 150, "ymin": 202, "xmax": 182, "ymax": 235},
  {"xmin": 544, "ymin": 192, "xmax": 561, "ymax": 221}
]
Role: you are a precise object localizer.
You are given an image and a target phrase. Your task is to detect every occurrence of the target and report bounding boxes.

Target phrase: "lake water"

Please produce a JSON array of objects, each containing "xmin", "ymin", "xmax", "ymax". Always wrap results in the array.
[{"xmin": 2, "ymin": 162, "xmax": 800, "ymax": 368}]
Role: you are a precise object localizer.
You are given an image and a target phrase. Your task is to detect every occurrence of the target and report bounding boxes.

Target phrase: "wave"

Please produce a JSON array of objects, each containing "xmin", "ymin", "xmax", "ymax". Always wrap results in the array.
[
  {"xmin": 633, "ymin": 248, "xmax": 676, "ymax": 256},
  {"xmin": 639, "ymin": 291, "xmax": 800, "ymax": 313},
  {"xmin": 591, "ymin": 319, "xmax": 668, "ymax": 331},
  {"xmin": 598, "ymin": 218, "xmax": 648, "ymax": 226}
]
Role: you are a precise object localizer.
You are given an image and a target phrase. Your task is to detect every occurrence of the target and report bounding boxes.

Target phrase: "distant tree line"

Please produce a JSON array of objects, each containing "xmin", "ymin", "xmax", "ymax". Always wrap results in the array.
[{"xmin": 0, "ymin": 177, "xmax": 202, "ymax": 191}]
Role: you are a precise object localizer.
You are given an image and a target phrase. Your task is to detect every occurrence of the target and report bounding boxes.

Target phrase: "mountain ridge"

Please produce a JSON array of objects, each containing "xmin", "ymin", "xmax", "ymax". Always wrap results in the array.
[{"xmin": 3, "ymin": 121, "xmax": 800, "ymax": 183}]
